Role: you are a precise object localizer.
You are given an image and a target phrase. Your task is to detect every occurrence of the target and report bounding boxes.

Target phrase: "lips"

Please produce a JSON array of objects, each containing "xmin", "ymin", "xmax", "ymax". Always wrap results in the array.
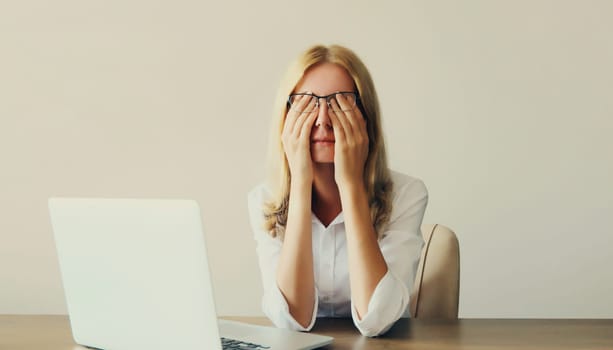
[
  {"xmin": 311, "ymin": 132, "xmax": 335, "ymax": 144},
  {"xmin": 311, "ymin": 139, "xmax": 335, "ymax": 143}
]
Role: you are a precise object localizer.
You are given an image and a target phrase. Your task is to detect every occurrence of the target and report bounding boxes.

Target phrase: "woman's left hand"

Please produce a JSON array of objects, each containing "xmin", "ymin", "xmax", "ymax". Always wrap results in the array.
[{"xmin": 328, "ymin": 94, "xmax": 369, "ymax": 190}]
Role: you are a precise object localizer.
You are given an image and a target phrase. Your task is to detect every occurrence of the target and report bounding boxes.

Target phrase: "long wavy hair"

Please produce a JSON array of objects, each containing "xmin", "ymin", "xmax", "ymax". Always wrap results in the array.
[{"xmin": 263, "ymin": 44, "xmax": 393, "ymax": 240}]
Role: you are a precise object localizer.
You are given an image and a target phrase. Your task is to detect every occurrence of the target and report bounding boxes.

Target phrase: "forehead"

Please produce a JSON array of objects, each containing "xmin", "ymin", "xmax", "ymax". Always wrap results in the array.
[{"xmin": 294, "ymin": 62, "xmax": 355, "ymax": 95}]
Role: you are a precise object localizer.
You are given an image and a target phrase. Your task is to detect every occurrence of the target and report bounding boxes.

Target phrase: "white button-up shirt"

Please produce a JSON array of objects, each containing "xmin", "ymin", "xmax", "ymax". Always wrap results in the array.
[{"xmin": 248, "ymin": 171, "xmax": 427, "ymax": 337}]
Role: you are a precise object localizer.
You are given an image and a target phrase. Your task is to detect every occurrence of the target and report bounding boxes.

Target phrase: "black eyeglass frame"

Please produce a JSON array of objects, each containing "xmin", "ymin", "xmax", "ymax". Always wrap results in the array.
[{"xmin": 287, "ymin": 91, "xmax": 361, "ymax": 110}]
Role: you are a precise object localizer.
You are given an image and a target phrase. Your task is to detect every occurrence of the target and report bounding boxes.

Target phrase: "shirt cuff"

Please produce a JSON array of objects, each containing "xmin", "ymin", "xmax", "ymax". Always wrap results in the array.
[
  {"xmin": 262, "ymin": 282, "xmax": 319, "ymax": 332},
  {"xmin": 351, "ymin": 270, "xmax": 409, "ymax": 337}
]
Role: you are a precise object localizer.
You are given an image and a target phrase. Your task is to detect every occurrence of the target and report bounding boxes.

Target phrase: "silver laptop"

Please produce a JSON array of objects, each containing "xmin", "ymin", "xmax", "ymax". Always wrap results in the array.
[{"xmin": 48, "ymin": 198, "xmax": 333, "ymax": 350}]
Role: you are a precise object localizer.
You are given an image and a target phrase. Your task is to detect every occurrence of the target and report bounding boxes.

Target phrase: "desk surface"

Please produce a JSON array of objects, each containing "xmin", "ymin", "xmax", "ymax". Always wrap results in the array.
[{"xmin": 2, "ymin": 315, "xmax": 612, "ymax": 350}]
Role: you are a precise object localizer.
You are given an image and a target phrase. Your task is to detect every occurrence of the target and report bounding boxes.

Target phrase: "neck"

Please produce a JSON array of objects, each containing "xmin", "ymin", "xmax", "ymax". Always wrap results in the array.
[{"xmin": 312, "ymin": 163, "xmax": 342, "ymax": 226}]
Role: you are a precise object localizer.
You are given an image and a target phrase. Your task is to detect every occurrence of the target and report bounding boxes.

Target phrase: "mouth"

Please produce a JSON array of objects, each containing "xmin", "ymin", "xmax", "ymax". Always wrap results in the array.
[{"xmin": 311, "ymin": 139, "xmax": 335, "ymax": 144}]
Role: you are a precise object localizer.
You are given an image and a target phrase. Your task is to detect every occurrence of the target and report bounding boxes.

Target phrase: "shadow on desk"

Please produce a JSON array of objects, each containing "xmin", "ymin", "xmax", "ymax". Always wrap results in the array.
[{"xmin": 311, "ymin": 318, "xmax": 459, "ymax": 350}]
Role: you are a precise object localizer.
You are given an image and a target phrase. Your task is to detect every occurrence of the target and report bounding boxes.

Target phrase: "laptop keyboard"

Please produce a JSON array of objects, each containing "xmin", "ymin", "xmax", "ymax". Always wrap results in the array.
[{"xmin": 221, "ymin": 337, "xmax": 270, "ymax": 349}]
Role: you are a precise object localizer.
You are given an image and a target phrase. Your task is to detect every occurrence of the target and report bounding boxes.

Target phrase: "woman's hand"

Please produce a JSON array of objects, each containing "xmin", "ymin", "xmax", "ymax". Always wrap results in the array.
[
  {"xmin": 281, "ymin": 95, "xmax": 319, "ymax": 185},
  {"xmin": 328, "ymin": 94, "xmax": 369, "ymax": 190}
]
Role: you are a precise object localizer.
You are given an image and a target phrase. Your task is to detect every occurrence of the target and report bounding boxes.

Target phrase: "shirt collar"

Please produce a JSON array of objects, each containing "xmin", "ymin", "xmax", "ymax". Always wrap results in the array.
[{"xmin": 311, "ymin": 211, "xmax": 345, "ymax": 226}]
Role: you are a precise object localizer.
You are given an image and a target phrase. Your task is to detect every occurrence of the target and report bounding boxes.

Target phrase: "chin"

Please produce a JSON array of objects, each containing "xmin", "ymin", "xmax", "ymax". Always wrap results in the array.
[{"xmin": 311, "ymin": 151, "xmax": 334, "ymax": 164}]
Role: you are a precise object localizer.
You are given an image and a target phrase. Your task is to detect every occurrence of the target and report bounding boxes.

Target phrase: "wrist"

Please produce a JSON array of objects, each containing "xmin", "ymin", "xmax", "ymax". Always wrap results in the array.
[
  {"xmin": 338, "ymin": 180, "xmax": 367, "ymax": 199},
  {"xmin": 290, "ymin": 177, "xmax": 313, "ymax": 195}
]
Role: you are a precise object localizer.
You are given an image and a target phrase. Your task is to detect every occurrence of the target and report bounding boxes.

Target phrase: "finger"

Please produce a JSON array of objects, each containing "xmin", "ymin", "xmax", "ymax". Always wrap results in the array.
[
  {"xmin": 336, "ymin": 98, "xmax": 369, "ymax": 151},
  {"xmin": 284, "ymin": 95, "xmax": 302, "ymax": 135},
  {"xmin": 337, "ymin": 95, "xmax": 367, "ymax": 137},
  {"xmin": 292, "ymin": 94, "xmax": 314, "ymax": 113},
  {"xmin": 329, "ymin": 99, "xmax": 354, "ymax": 139},
  {"xmin": 336, "ymin": 97, "xmax": 369, "ymax": 154},
  {"xmin": 337, "ymin": 93, "xmax": 367, "ymax": 131},
  {"xmin": 299, "ymin": 109, "xmax": 319, "ymax": 140},
  {"xmin": 292, "ymin": 98, "xmax": 317, "ymax": 138},
  {"xmin": 327, "ymin": 106, "xmax": 346, "ymax": 143},
  {"xmin": 289, "ymin": 97, "xmax": 316, "ymax": 136},
  {"xmin": 334, "ymin": 92, "xmax": 355, "ymax": 112},
  {"xmin": 286, "ymin": 94, "xmax": 313, "ymax": 132}
]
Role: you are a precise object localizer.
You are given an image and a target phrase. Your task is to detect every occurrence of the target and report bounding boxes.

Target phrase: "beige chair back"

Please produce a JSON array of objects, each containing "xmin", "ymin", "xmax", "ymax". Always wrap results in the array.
[{"xmin": 409, "ymin": 224, "xmax": 460, "ymax": 319}]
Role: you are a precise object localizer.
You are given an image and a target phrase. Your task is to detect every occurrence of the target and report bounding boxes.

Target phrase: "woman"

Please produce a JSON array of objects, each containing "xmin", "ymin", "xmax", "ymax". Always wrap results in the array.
[{"xmin": 248, "ymin": 44, "xmax": 428, "ymax": 337}]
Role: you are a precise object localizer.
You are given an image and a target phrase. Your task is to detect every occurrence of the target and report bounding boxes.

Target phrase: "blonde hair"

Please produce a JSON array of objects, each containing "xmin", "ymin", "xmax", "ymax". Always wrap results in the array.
[{"xmin": 264, "ymin": 44, "xmax": 393, "ymax": 240}]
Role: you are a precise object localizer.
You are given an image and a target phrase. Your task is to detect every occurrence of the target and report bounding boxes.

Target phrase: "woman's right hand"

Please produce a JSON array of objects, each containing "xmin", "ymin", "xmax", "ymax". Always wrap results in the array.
[{"xmin": 281, "ymin": 95, "xmax": 318, "ymax": 184}]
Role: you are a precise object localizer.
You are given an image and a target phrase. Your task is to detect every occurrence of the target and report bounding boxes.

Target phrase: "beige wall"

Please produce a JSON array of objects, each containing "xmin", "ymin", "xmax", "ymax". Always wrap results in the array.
[{"xmin": 1, "ymin": 1, "xmax": 612, "ymax": 317}]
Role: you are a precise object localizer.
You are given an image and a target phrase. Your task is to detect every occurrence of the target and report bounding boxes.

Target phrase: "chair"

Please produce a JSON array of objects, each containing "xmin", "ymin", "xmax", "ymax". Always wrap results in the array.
[{"xmin": 409, "ymin": 224, "xmax": 460, "ymax": 319}]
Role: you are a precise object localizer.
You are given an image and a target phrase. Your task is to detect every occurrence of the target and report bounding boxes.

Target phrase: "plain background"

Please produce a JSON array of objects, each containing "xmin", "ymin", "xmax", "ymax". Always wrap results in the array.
[{"xmin": 1, "ymin": 1, "xmax": 612, "ymax": 318}]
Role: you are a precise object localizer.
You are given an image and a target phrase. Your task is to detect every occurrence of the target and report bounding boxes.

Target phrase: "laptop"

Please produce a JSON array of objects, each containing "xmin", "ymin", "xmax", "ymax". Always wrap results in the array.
[{"xmin": 48, "ymin": 198, "xmax": 333, "ymax": 350}]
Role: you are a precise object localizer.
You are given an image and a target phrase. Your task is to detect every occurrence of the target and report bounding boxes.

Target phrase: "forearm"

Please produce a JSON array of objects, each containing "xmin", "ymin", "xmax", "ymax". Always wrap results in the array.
[
  {"xmin": 276, "ymin": 179, "xmax": 315, "ymax": 327},
  {"xmin": 340, "ymin": 182, "xmax": 388, "ymax": 318}
]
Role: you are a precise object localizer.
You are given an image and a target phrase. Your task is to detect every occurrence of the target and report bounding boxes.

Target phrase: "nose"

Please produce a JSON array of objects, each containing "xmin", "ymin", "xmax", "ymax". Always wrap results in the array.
[{"xmin": 314, "ymin": 98, "xmax": 332, "ymax": 129}]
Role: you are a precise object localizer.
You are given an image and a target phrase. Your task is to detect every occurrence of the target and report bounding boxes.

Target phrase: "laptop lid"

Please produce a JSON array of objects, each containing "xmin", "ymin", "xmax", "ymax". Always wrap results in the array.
[{"xmin": 49, "ymin": 198, "xmax": 221, "ymax": 350}]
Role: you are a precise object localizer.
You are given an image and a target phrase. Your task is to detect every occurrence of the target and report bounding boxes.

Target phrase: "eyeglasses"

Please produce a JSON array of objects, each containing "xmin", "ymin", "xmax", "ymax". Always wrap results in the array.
[{"xmin": 287, "ymin": 91, "xmax": 359, "ymax": 113}]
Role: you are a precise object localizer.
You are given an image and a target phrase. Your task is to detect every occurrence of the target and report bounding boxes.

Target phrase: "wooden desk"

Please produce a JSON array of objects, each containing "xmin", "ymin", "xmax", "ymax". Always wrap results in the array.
[{"xmin": 2, "ymin": 315, "xmax": 612, "ymax": 350}]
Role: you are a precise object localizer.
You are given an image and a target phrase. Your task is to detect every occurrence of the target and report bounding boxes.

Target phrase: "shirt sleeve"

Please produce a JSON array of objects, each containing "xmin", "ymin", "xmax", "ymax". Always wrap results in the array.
[
  {"xmin": 351, "ymin": 177, "xmax": 428, "ymax": 337},
  {"xmin": 248, "ymin": 186, "xmax": 318, "ymax": 331}
]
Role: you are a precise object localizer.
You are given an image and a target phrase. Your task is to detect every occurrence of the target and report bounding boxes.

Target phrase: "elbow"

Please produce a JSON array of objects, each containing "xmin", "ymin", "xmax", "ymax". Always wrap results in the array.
[
  {"xmin": 291, "ymin": 309, "xmax": 314, "ymax": 330},
  {"xmin": 261, "ymin": 292, "xmax": 316, "ymax": 332},
  {"xmin": 264, "ymin": 306, "xmax": 314, "ymax": 332},
  {"xmin": 359, "ymin": 327, "xmax": 382, "ymax": 338},
  {"xmin": 352, "ymin": 308, "xmax": 398, "ymax": 337},
  {"xmin": 352, "ymin": 288, "xmax": 407, "ymax": 337},
  {"xmin": 357, "ymin": 322, "xmax": 394, "ymax": 337}
]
